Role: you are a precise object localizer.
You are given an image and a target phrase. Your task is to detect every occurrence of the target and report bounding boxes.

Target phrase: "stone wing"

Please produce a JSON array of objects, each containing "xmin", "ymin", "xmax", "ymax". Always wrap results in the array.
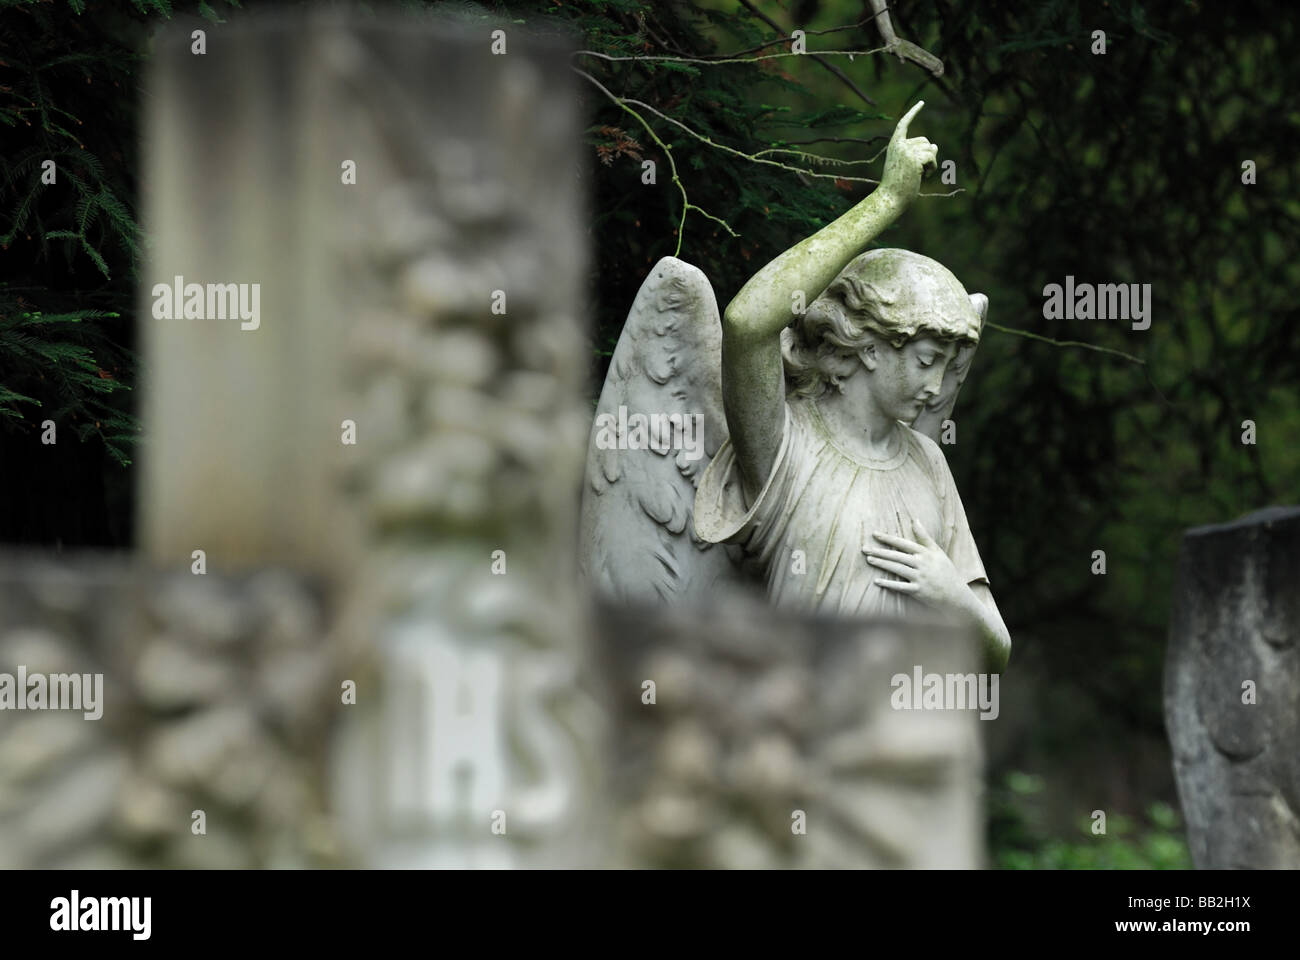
[{"xmin": 579, "ymin": 257, "xmax": 745, "ymax": 604}]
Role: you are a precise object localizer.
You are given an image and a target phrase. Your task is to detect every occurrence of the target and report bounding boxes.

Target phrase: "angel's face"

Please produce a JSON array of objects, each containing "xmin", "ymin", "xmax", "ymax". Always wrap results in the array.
[{"xmin": 862, "ymin": 336, "xmax": 958, "ymax": 422}]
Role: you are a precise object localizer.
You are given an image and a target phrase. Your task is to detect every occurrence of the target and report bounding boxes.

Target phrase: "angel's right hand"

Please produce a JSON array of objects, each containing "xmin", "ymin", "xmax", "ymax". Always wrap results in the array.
[{"xmin": 879, "ymin": 101, "xmax": 939, "ymax": 208}]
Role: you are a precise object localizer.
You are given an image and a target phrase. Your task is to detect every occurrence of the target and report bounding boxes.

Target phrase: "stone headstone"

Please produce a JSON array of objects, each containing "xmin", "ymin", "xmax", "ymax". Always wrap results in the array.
[{"xmin": 1165, "ymin": 505, "xmax": 1300, "ymax": 868}]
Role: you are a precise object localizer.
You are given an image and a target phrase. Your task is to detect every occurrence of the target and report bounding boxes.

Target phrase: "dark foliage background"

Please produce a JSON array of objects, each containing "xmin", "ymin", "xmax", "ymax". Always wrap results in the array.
[{"xmin": 1, "ymin": 0, "xmax": 1296, "ymax": 866}]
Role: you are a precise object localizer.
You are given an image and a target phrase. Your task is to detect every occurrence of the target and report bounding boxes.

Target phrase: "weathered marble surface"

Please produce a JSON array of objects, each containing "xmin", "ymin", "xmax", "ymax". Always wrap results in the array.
[
  {"xmin": 596, "ymin": 588, "xmax": 984, "ymax": 869},
  {"xmin": 0, "ymin": 555, "xmax": 342, "ymax": 869},
  {"xmin": 297, "ymin": 18, "xmax": 604, "ymax": 868},
  {"xmin": 1165, "ymin": 505, "xmax": 1300, "ymax": 868},
  {"xmin": 581, "ymin": 104, "xmax": 1010, "ymax": 673}
]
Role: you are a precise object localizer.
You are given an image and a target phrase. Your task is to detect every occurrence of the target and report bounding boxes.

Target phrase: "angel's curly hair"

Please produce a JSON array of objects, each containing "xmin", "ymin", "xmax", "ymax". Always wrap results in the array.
[{"xmin": 781, "ymin": 248, "xmax": 982, "ymax": 399}]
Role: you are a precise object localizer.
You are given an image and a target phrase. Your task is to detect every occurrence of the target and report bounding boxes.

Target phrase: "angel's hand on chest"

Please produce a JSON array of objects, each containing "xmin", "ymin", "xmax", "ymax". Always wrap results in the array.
[{"xmin": 863, "ymin": 520, "xmax": 967, "ymax": 609}]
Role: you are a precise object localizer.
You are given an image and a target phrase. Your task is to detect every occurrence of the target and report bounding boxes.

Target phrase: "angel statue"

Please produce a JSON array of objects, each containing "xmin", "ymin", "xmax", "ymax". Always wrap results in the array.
[{"xmin": 580, "ymin": 102, "xmax": 1010, "ymax": 673}]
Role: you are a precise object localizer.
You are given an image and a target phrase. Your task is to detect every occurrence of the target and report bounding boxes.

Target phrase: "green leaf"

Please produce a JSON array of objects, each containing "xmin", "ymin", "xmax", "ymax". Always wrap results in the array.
[
  {"xmin": 657, "ymin": 61, "xmax": 701, "ymax": 77},
  {"xmin": 79, "ymin": 238, "xmax": 110, "ymax": 279}
]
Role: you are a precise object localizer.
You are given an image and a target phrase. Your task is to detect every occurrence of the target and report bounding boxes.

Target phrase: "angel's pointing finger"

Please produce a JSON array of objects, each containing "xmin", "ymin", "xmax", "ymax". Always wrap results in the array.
[{"xmin": 891, "ymin": 100, "xmax": 925, "ymax": 142}]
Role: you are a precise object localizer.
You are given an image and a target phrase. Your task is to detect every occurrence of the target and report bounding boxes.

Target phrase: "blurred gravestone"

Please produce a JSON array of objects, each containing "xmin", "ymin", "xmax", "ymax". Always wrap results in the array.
[
  {"xmin": 597, "ymin": 590, "xmax": 986, "ymax": 869},
  {"xmin": 0, "ymin": 10, "xmax": 604, "ymax": 869},
  {"xmin": 0, "ymin": 556, "xmax": 338, "ymax": 868},
  {"xmin": 1165, "ymin": 506, "xmax": 1300, "ymax": 868},
  {"xmin": 310, "ymin": 15, "xmax": 604, "ymax": 868}
]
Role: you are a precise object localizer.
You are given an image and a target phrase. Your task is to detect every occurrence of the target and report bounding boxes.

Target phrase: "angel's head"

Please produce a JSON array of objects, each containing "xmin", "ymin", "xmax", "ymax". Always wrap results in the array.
[{"xmin": 781, "ymin": 248, "xmax": 983, "ymax": 421}]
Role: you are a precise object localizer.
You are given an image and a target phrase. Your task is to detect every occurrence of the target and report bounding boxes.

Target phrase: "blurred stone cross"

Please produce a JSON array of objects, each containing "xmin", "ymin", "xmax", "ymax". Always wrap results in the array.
[{"xmin": 0, "ymin": 10, "xmax": 601, "ymax": 869}]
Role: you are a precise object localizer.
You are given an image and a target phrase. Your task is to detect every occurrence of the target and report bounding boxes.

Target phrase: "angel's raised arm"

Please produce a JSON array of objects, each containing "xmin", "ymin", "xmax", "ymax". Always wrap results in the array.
[{"xmin": 720, "ymin": 102, "xmax": 939, "ymax": 501}]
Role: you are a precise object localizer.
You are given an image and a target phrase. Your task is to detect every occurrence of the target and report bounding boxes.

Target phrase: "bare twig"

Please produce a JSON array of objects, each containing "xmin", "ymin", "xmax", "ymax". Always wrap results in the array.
[
  {"xmin": 573, "ymin": 47, "xmax": 889, "ymax": 68},
  {"xmin": 734, "ymin": 0, "xmax": 877, "ymax": 107},
  {"xmin": 575, "ymin": 68, "xmax": 738, "ymax": 257},
  {"xmin": 633, "ymin": 13, "xmax": 880, "ymax": 61},
  {"xmin": 773, "ymin": 135, "xmax": 889, "ymax": 147},
  {"xmin": 984, "ymin": 321, "xmax": 1147, "ymax": 365},
  {"xmin": 612, "ymin": 91, "xmax": 883, "ymax": 185},
  {"xmin": 868, "ymin": 0, "xmax": 945, "ymax": 77}
]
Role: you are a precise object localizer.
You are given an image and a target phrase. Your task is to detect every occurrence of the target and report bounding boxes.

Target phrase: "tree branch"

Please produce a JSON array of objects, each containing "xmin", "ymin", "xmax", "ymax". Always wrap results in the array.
[
  {"xmin": 734, "ymin": 0, "xmax": 877, "ymax": 106},
  {"xmin": 574, "ymin": 68, "xmax": 738, "ymax": 257}
]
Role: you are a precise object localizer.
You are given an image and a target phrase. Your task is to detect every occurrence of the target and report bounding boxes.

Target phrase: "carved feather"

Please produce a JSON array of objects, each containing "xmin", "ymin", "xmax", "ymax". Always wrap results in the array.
[{"xmin": 579, "ymin": 257, "xmax": 743, "ymax": 605}]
